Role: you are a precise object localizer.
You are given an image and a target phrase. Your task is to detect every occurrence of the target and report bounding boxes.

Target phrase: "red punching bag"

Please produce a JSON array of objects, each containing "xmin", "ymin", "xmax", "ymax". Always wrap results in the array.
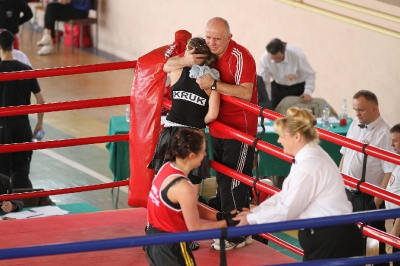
[{"xmin": 128, "ymin": 30, "xmax": 192, "ymax": 207}]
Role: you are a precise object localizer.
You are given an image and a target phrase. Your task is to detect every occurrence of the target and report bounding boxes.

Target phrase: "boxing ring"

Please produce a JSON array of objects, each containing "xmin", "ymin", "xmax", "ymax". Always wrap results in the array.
[{"xmin": 1, "ymin": 30, "xmax": 400, "ymax": 265}]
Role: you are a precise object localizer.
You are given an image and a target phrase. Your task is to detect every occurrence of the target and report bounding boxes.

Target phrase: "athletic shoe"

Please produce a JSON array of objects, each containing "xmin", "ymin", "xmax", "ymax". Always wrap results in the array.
[
  {"xmin": 212, "ymin": 239, "xmax": 220, "ymax": 246},
  {"xmin": 189, "ymin": 241, "xmax": 200, "ymax": 251},
  {"xmin": 245, "ymin": 236, "xmax": 253, "ymax": 245},
  {"xmin": 36, "ymin": 34, "xmax": 52, "ymax": 46},
  {"xmin": 211, "ymin": 238, "xmax": 246, "ymax": 251},
  {"xmin": 38, "ymin": 45, "xmax": 54, "ymax": 55}
]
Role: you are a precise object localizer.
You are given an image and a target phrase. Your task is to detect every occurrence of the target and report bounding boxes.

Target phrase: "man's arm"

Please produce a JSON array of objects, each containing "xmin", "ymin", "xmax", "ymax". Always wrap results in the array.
[
  {"xmin": 375, "ymin": 172, "xmax": 392, "ymax": 208},
  {"xmin": 163, "ymin": 48, "xmax": 206, "ymax": 73},
  {"xmin": 339, "ymin": 156, "xmax": 345, "ymax": 172},
  {"xmin": 19, "ymin": 0, "xmax": 33, "ymax": 25},
  {"xmin": 163, "ymin": 56, "xmax": 191, "ymax": 73},
  {"xmin": 391, "ymin": 218, "xmax": 400, "ymax": 237},
  {"xmin": 33, "ymin": 92, "xmax": 45, "ymax": 136},
  {"xmin": 298, "ymin": 53, "xmax": 316, "ymax": 97},
  {"xmin": 196, "ymin": 74, "xmax": 253, "ymax": 102},
  {"xmin": 204, "ymin": 91, "xmax": 220, "ymax": 124},
  {"xmin": 258, "ymin": 52, "xmax": 272, "ymax": 100}
]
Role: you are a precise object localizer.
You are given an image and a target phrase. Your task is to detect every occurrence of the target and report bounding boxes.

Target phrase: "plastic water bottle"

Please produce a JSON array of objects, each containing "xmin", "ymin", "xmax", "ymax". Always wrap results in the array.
[
  {"xmin": 32, "ymin": 130, "xmax": 45, "ymax": 142},
  {"xmin": 125, "ymin": 105, "xmax": 130, "ymax": 123},
  {"xmin": 339, "ymin": 99, "xmax": 348, "ymax": 126},
  {"xmin": 322, "ymin": 104, "xmax": 330, "ymax": 129}
]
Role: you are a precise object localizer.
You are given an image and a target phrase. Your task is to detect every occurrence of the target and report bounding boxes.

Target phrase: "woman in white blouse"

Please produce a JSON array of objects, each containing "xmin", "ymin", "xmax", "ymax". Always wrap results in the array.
[{"xmin": 235, "ymin": 107, "xmax": 363, "ymax": 261}]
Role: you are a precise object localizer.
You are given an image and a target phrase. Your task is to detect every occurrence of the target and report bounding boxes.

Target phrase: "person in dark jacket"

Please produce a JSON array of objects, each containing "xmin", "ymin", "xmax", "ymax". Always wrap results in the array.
[
  {"xmin": 0, "ymin": 174, "xmax": 24, "ymax": 213},
  {"xmin": 0, "ymin": 0, "xmax": 33, "ymax": 49}
]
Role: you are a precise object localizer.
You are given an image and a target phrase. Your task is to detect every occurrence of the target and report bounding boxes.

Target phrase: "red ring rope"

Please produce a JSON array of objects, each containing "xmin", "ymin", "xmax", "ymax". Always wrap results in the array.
[
  {"xmin": 0, "ymin": 134, "xmax": 128, "ymax": 153},
  {"xmin": 0, "ymin": 180, "xmax": 129, "ymax": 201},
  {"xmin": 220, "ymin": 95, "xmax": 400, "ymax": 166},
  {"xmin": 0, "ymin": 61, "xmax": 136, "ymax": 81},
  {"xmin": 0, "ymin": 96, "xmax": 130, "ymax": 117}
]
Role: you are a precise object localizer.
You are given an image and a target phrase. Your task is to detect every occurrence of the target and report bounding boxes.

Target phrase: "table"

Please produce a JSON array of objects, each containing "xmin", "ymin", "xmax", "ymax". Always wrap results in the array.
[
  {"xmin": 254, "ymin": 118, "xmax": 351, "ymax": 177},
  {"xmin": 107, "ymin": 116, "xmax": 351, "ymax": 181},
  {"xmin": 56, "ymin": 202, "xmax": 101, "ymax": 213},
  {"xmin": 106, "ymin": 116, "xmax": 130, "ymax": 182},
  {"xmin": 0, "ymin": 202, "xmax": 100, "ymax": 218}
]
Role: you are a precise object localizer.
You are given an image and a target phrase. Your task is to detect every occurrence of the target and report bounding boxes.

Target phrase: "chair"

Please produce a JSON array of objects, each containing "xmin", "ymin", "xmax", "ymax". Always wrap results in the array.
[
  {"xmin": 29, "ymin": 3, "xmax": 45, "ymax": 42},
  {"xmin": 275, "ymin": 96, "xmax": 339, "ymax": 117},
  {"xmin": 256, "ymin": 75, "xmax": 273, "ymax": 110},
  {"xmin": 55, "ymin": 0, "xmax": 99, "ymax": 54}
]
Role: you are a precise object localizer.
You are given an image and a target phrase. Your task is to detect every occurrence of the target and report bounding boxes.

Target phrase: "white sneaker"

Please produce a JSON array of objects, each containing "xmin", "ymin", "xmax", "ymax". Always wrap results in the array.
[
  {"xmin": 211, "ymin": 239, "xmax": 246, "ymax": 251},
  {"xmin": 37, "ymin": 34, "xmax": 52, "ymax": 46},
  {"xmin": 38, "ymin": 45, "xmax": 54, "ymax": 55},
  {"xmin": 245, "ymin": 236, "xmax": 253, "ymax": 245}
]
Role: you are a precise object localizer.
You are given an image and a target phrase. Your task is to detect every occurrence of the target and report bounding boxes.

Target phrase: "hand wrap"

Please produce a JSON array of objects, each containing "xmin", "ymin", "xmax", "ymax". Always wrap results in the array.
[{"xmin": 216, "ymin": 211, "xmax": 240, "ymax": 227}]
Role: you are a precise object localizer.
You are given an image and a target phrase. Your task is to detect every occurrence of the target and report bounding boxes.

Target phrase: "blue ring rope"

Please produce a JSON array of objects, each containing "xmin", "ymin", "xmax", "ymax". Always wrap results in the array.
[{"xmin": 1, "ymin": 208, "xmax": 400, "ymax": 263}]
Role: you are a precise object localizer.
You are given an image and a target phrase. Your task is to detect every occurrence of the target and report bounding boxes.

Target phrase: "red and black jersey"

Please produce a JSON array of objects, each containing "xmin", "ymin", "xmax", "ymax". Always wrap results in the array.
[{"xmin": 147, "ymin": 162, "xmax": 189, "ymax": 232}]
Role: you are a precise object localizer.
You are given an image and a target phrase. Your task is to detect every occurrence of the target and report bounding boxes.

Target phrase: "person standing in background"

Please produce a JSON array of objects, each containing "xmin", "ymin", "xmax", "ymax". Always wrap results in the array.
[
  {"xmin": 339, "ymin": 90, "xmax": 396, "ymax": 265},
  {"xmin": 12, "ymin": 48, "xmax": 32, "ymax": 67},
  {"xmin": 384, "ymin": 123, "xmax": 400, "ymax": 266},
  {"xmin": 258, "ymin": 38, "xmax": 316, "ymax": 110},
  {"xmin": 0, "ymin": 0, "xmax": 33, "ymax": 50},
  {"xmin": 0, "ymin": 30, "xmax": 45, "ymax": 189}
]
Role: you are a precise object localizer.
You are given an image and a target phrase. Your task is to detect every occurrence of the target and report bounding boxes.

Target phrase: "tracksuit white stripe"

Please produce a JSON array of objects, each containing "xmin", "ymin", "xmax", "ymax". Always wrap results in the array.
[{"xmin": 232, "ymin": 48, "xmax": 243, "ymax": 85}]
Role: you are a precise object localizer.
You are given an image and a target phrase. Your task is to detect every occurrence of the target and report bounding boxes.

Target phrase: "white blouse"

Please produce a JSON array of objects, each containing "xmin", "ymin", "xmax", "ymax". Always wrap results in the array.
[{"xmin": 247, "ymin": 143, "xmax": 352, "ymax": 225}]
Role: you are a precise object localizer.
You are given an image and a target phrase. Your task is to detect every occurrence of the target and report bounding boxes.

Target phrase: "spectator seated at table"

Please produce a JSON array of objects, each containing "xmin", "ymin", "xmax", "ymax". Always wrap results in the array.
[
  {"xmin": 275, "ymin": 96, "xmax": 338, "ymax": 117},
  {"xmin": 0, "ymin": 174, "xmax": 23, "ymax": 213}
]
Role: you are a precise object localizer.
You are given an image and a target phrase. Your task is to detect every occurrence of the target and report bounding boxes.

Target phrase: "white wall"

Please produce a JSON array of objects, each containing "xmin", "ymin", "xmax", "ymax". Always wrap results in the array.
[{"xmin": 97, "ymin": 0, "xmax": 400, "ymax": 125}]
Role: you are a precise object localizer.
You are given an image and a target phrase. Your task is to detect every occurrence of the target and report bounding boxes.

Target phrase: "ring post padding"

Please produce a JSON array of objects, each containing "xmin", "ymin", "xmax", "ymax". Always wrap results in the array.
[{"xmin": 127, "ymin": 30, "xmax": 191, "ymax": 207}]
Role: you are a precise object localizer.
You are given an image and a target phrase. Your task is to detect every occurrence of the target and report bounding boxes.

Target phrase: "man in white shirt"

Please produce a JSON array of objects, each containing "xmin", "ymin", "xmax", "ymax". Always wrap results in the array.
[
  {"xmin": 385, "ymin": 123, "xmax": 400, "ymax": 265},
  {"xmin": 340, "ymin": 90, "xmax": 396, "ymax": 264},
  {"xmin": 12, "ymin": 49, "xmax": 32, "ymax": 67},
  {"xmin": 258, "ymin": 38, "xmax": 316, "ymax": 110}
]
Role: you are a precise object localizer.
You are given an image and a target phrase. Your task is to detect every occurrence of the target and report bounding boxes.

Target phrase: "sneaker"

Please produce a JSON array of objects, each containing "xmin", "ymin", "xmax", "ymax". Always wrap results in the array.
[
  {"xmin": 245, "ymin": 236, "xmax": 253, "ymax": 245},
  {"xmin": 189, "ymin": 241, "xmax": 200, "ymax": 251},
  {"xmin": 36, "ymin": 34, "xmax": 52, "ymax": 46},
  {"xmin": 212, "ymin": 239, "xmax": 219, "ymax": 246},
  {"xmin": 211, "ymin": 239, "xmax": 246, "ymax": 251},
  {"xmin": 38, "ymin": 45, "xmax": 54, "ymax": 56}
]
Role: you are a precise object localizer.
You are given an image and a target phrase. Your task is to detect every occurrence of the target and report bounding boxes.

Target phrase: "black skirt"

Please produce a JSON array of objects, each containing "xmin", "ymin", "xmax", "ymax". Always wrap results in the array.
[
  {"xmin": 148, "ymin": 126, "xmax": 210, "ymax": 185},
  {"xmin": 298, "ymin": 223, "xmax": 363, "ymax": 261}
]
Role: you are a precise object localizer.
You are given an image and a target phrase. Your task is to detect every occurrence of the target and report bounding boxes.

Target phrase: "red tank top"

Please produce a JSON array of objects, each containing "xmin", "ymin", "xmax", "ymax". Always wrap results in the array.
[{"xmin": 147, "ymin": 162, "xmax": 189, "ymax": 232}]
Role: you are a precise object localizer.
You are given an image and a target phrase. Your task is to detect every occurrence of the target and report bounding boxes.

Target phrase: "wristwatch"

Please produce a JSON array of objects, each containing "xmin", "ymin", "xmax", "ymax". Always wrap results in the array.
[{"xmin": 211, "ymin": 79, "xmax": 217, "ymax": 91}]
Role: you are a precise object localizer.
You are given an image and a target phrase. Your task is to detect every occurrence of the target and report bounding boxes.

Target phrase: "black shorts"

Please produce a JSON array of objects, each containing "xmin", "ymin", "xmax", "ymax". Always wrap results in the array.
[
  {"xmin": 144, "ymin": 224, "xmax": 197, "ymax": 266},
  {"xmin": 148, "ymin": 126, "xmax": 210, "ymax": 185}
]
